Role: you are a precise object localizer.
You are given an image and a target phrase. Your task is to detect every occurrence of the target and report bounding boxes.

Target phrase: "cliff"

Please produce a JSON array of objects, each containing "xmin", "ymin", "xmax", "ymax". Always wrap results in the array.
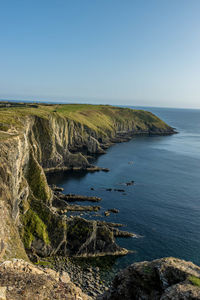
[
  {"xmin": 99, "ymin": 257, "xmax": 200, "ymax": 300},
  {"xmin": 0, "ymin": 102, "xmax": 175, "ymax": 262}
]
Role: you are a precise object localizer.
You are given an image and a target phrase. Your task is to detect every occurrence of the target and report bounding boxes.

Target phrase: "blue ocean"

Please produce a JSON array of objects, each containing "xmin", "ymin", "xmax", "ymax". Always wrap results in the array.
[{"xmin": 48, "ymin": 107, "xmax": 200, "ymax": 271}]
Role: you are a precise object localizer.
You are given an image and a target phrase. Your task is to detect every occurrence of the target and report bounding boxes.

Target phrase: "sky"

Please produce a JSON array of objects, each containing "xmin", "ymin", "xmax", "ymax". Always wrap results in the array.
[{"xmin": 0, "ymin": 0, "xmax": 200, "ymax": 108}]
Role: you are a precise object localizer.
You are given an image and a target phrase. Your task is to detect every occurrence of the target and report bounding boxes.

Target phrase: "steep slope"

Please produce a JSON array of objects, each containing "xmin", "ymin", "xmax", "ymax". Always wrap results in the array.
[{"xmin": 0, "ymin": 102, "xmax": 175, "ymax": 262}]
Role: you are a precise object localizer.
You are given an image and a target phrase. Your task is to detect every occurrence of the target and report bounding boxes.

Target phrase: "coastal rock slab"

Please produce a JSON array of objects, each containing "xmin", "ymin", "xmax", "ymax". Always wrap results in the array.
[
  {"xmin": 0, "ymin": 259, "xmax": 90, "ymax": 300},
  {"xmin": 99, "ymin": 257, "xmax": 200, "ymax": 300}
]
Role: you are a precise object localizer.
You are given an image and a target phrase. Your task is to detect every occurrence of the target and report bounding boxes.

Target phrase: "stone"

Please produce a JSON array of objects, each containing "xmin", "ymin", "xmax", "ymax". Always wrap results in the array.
[
  {"xmin": 0, "ymin": 287, "xmax": 6, "ymax": 300},
  {"xmin": 60, "ymin": 271, "xmax": 70, "ymax": 284},
  {"xmin": 108, "ymin": 208, "xmax": 119, "ymax": 214},
  {"xmin": 126, "ymin": 180, "xmax": 134, "ymax": 186},
  {"xmin": 161, "ymin": 283, "xmax": 200, "ymax": 299},
  {"xmin": 114, "ymin": 189, "xmax": 125, "ymax": 192},
  {"xmin": 104, "ymin": 211, "xmax": 110, "ymax": 217}
]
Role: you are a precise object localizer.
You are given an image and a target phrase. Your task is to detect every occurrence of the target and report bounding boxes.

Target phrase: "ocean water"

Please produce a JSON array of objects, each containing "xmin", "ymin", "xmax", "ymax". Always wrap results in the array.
[{"xmin": 47, "ymin": 107, "xmax": 200, "ymax": 271}]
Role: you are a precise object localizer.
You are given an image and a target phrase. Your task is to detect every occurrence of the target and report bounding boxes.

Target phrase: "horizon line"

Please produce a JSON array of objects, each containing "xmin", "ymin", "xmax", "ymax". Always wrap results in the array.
[{"xmin": 0, "ymin": 98, "xmax": 200, "ymax": 111}]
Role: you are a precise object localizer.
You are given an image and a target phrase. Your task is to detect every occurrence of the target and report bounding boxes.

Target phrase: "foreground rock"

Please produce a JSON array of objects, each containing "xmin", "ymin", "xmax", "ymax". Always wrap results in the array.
[
  {"xmin": 99, "ymin": 257, "xmax": 200, "ymax": 300},
  {"xmin": 0, "ymin": 259, "xmax": 90, "ymax": 300}
]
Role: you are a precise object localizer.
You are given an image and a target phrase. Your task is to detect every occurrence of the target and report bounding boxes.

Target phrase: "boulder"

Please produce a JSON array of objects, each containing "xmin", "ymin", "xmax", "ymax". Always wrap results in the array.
[{"xmin": 99, "ymin": 257, "xmax": 200, "ymax": 300}]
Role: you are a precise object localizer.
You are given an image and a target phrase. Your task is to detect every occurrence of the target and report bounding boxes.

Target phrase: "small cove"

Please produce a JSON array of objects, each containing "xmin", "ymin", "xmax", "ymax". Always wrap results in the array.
[{"xmin": 47, "ymin": 106, "xmax": 200, "ymax": 274}]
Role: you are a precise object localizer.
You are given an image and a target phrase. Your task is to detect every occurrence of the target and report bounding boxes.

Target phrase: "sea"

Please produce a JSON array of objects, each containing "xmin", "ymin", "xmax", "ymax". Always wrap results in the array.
[{"xmin": 47, "ymin": 106, "xmax": 200, "ymax": 273}]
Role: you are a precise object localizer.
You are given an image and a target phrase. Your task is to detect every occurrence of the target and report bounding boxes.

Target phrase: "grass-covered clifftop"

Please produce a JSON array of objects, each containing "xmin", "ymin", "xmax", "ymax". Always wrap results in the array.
[
  {"xmin": 0, "ymin": 102, "xmax": 175, "ymax": 262},
  {"xmin": 0, "ymin": 102, "xmax": 174, "ymax": 140}
]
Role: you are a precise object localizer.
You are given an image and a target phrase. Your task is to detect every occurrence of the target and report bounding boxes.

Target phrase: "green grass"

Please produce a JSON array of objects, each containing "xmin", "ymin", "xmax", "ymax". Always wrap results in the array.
[
  {"xmin": 188, "ymin": 276, "xmax": 200, "ymax": 287},
  {"xmin": 0, "ymin": 131, "xmax": 19, "ymax": 141},
  {"xmin": 34, "ymin": 260, "xmax": 53, "ymax": 267},
  {"xmin": 26, "ymin": 151, "xmax": 51, "ymax": 202},
  {"xmin": 21, "ymin": 208, "xmax": 50, "ymax": 249},
  {"xmin": 0, "ymin": 102, "xmax": 172, "ymax": 140}
]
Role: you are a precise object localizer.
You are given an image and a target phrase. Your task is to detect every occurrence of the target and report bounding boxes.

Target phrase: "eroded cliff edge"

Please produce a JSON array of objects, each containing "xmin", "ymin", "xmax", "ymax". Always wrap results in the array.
[{"xmin": 0, "ymin": 103, "xmax": 175, "ymax": 262}]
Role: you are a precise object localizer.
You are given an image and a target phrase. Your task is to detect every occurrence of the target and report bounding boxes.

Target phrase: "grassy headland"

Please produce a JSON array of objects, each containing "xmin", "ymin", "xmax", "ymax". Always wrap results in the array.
[{"xmin": 0, "ymin": 102, "xmax": 173, "ymax": 139}]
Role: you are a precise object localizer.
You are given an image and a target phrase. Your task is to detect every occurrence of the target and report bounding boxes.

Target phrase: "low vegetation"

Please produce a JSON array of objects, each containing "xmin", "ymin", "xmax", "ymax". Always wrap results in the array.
[
  {"xmin": 0, "ymin": 102, "xmax": 171, "ymax": 140},
  {"xmin": 188, "ymin": 275, "xmax": 200, "ymax": 287},
  {"xmin": 26, "ymin": 151, "xmax": 51, "ymax": 203},
  {"xmin": 21, "ymin": 208, "xmax": 50, "ymax": 249}
]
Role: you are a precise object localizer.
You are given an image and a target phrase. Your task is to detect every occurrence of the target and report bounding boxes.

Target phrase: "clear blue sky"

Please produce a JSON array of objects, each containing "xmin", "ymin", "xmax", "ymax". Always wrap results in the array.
[{"xmin": 0, "ymin": 0, "xmax": 200, "ymax": 108}]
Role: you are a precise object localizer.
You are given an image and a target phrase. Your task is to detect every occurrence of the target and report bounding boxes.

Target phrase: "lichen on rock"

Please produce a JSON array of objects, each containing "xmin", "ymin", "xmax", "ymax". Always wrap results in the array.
[{"xmin": 99, "ymin": 257, "xmax": 200, "ymax": 300}]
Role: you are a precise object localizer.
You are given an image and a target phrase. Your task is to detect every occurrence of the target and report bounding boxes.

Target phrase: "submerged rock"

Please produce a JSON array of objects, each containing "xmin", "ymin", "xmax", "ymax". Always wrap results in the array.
[
  {"xmin": 104, "ymin": 211, "xmax": 111, "ymax": 217},
  {"xmin": 126, "ymin": 181, "xmax": 134, "ymax": 186},
  {"xmin": 108, "ymin": 209, "xmax": 119, "ymax": 214}
]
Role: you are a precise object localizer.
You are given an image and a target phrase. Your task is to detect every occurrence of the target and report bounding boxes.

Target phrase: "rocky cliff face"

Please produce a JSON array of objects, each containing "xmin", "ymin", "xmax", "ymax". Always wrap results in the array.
[
  {"xmin": 0, "ymin": 103, "xmax": 175, "ymax": 262},
  {"xmin": 99, "ymin": 257, "xmax": 200, "ymax": 300}
]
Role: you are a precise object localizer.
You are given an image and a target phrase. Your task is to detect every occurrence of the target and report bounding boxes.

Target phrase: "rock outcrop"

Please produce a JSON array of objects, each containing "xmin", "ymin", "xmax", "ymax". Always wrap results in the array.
[
  {"xmin": 0, "ymin": 103, "xmax": 175, "ymax": 262},
  {"xmin": 0, "ymin": 258, "xmax": 90, "ymax": 300},
  {"xmin": 66, "ymin": 217, "xmax": 128, "ymax": 257},
  {"xmin": 99, "ymin": 257, "xmax": 200, "ymax": 300}
]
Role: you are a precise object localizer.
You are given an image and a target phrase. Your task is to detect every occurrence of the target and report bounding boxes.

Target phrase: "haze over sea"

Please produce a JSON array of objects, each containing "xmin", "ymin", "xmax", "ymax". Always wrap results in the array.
[{"xmin": 48, "ymin": 106, "xmax": 200, "ymax": 271}]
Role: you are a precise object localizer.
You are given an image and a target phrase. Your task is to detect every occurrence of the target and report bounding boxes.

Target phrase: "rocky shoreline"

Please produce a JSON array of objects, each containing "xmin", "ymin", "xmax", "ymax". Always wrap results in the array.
[
  {"xmin": 45, "ymin": 166, "xmax": 110, "ymax": 174},
  {"xmin": 0, "ymin": 103, "xmax": 179, "ymax": 299},
  {"xmin": 44, "ymin": 183, "xmax": 137, "ymax": 297},
  {"xmin": 1, "ymin": 256, "xmax": 200, "ymax": 299},
  {"xmin": 46, "ymin": 256, "xmax": 112, "ymax": 298},
  {"xmin": 51, "ymin": 185, "xmax": 135, "ymax": 238}
]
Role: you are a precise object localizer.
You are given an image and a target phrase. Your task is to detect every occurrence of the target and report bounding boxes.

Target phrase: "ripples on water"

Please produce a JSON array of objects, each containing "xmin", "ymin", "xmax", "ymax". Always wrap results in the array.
[{"xmin": 48, "ymin": 107, "xmax": 200, "ymax": 271}]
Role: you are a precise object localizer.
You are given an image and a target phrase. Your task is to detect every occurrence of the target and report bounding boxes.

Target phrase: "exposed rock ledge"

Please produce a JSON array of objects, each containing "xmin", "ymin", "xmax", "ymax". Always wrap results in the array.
[
  {"xmin": 0, "ymin": 258, "xmax": 90, "ymax": 300},
  {"xmin": 99, "ymin": 257, "xmax": 200, "ymax": 300}
]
